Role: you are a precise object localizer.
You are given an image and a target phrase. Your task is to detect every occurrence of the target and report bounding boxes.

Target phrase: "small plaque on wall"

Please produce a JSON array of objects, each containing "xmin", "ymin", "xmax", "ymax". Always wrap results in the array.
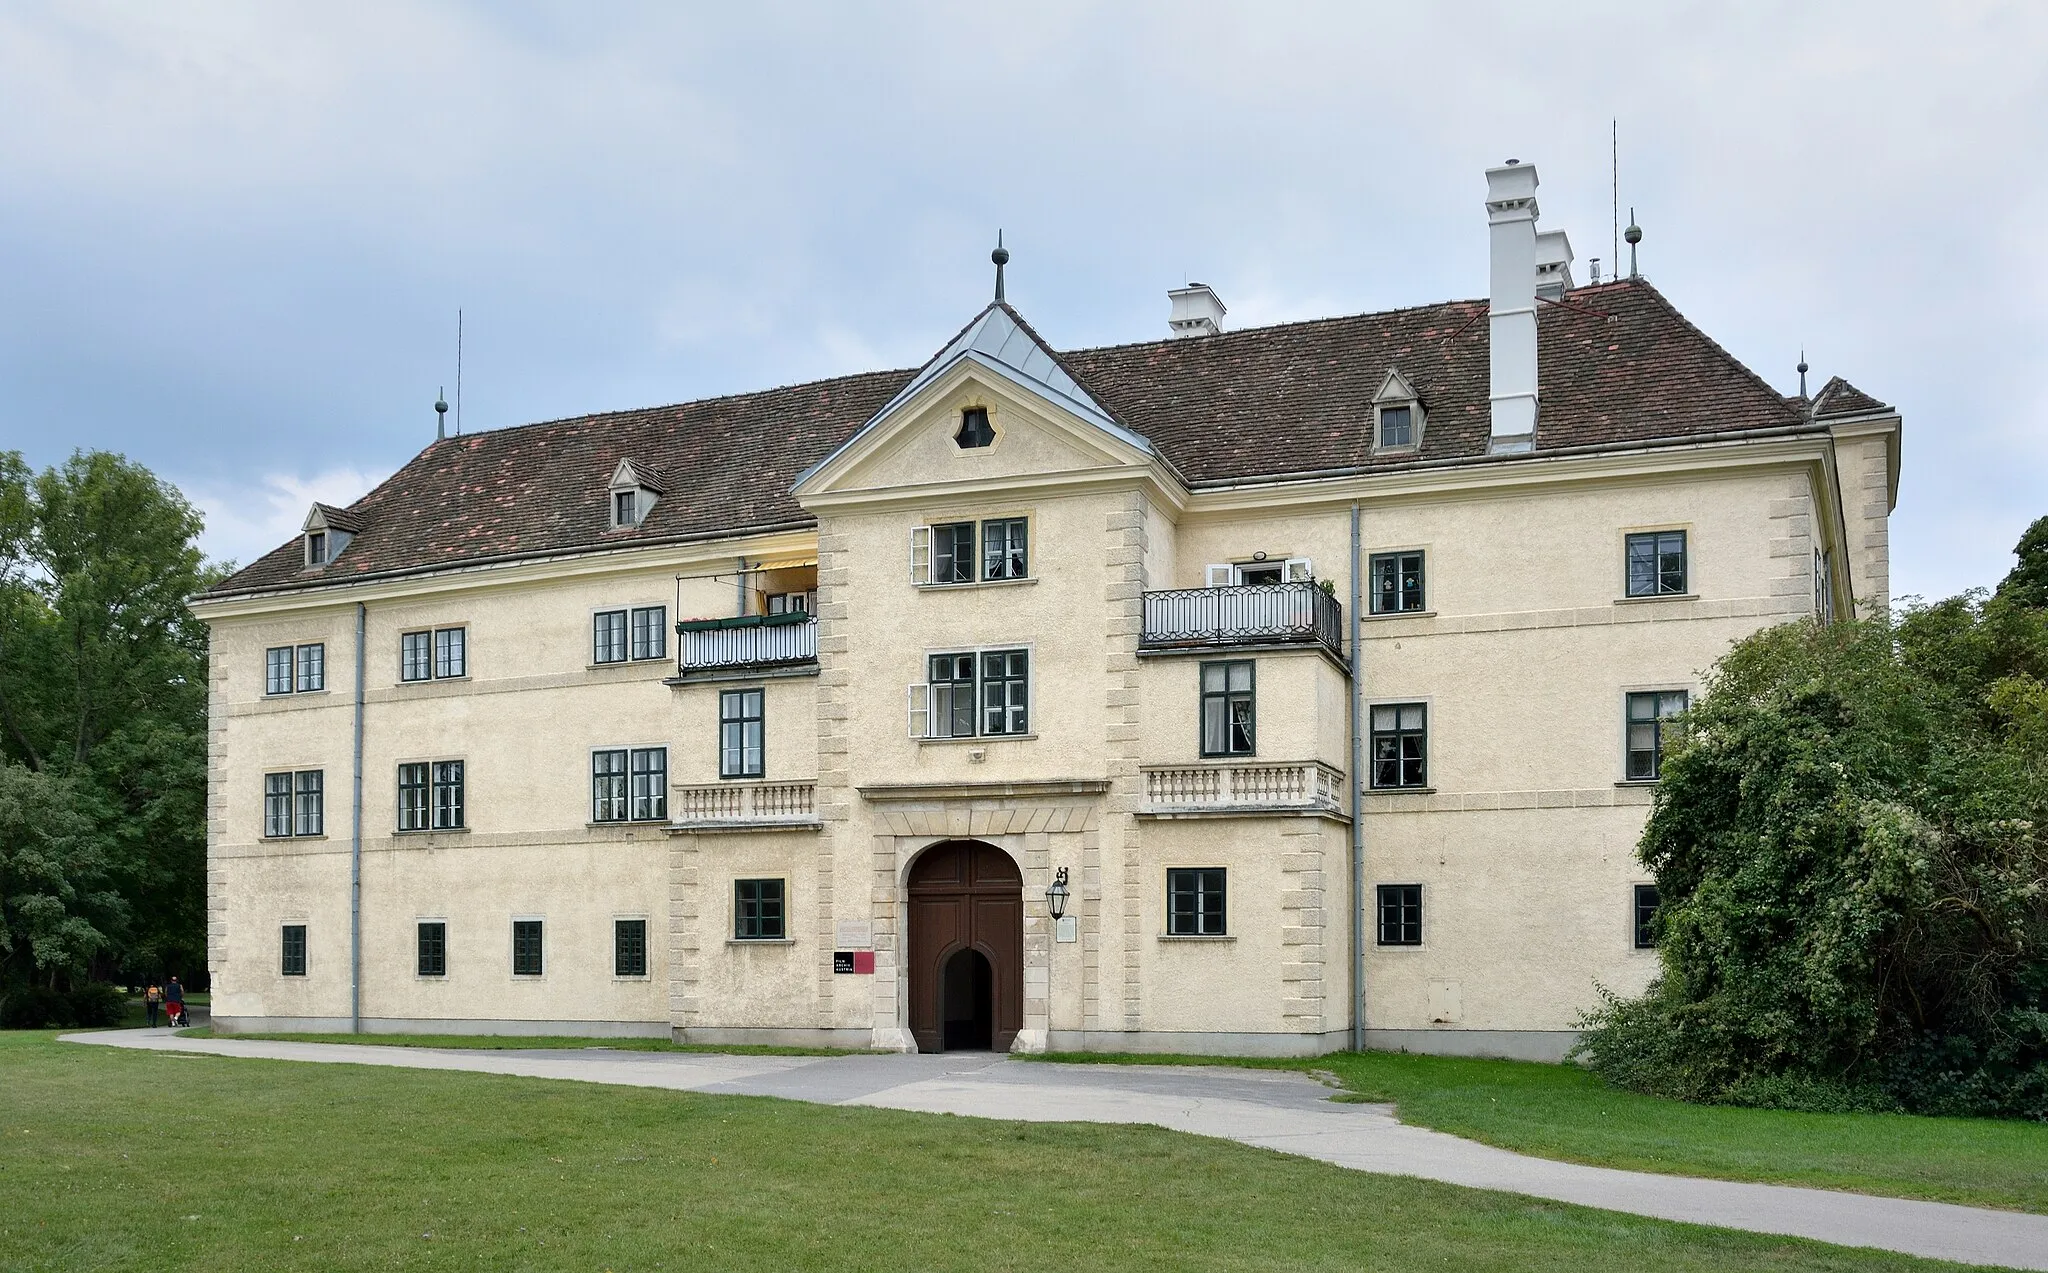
[
  {"xmin": 833, "ymin": 950, "xmax": 875, "ymax": 974},
  {"xmin": 834, "ymin": 919, "xmax": 873, "ymax": 950},
  {"xmin": 1055, "ymin": 916, "xmax": 1078, "ymax": 944}
]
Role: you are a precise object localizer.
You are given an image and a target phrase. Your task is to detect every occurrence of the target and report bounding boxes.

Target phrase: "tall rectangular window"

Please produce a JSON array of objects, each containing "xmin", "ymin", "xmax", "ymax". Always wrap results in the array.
[
  {"xmin": 1370, "ymin": 703, "xmax": 1428, "ymax": 789},
  {"xmin": 720, "ymin": 690, "xmax": 764, "ymax": 778},
  {"xmin": 592, "ymin": 609, "xmax": 628, "ymax": 664},
  {"xmin": 614, "ymin": 489, "xmax": 639, "ymax": 527},
  {"xmin": 401, "ymin": 630, "xmax": 432, "ymax": 682},
  {"xmin": 293, "ymin": 770, "xmax": 324, "ymax": 836},
  {"xmin": 511, "ymin": 919, "xmax": 544, "ymax": 976},
  {"xmin": 263, "ymin": 772, "xmax": 293, "ymax": 837},
  {"xmin": 280, "ymin": 924, "xmax": 307, "ymax": 976},
  {"xmin": 1626, "ymin": 530, "xmax": 1688, "ymax": 597},
  {"xmin": 1625, "ymin": 691, "xmax": 1688, "ymax": 780},
  {"xmin": 630, "ymin": 606, "xmax": 667, "ymax": 661},
  {"xmin": 1370, "ymin": 552, "xmax": 1426, "ymax": 614},
  {"xmin": 1377, "ymin": 884, "xmax": 1423, "ymax": 946},
  {"xmin": 928, "ymin": 653, "xmax": 978, "ymax": 739},
  {"xmin": 431, "ymin": 760, "xmax": 465, "ymax": 829},
  {"xmin": 434, "ymin": 627, "xmax": 466, "ymax": 679},
  {"xmin": 1166, "ymin": 868, "xmax": 1227, "ymax": 936},
  {"xmin": 1633, "ymin": 884, "xmax": 1662, "ymax": 949},
  {"xmin": 265, "ymin": 646, "xmax": 294, "ymax": 696},
  {"xmin": 735, "ymin": 878, "xmax": 786, "ymax": 940},
  {"xmin": 982, "ymin": 518, "xmax": 1028, "ymax": 580},
  {"xmin": 592, "ymin": 749, "xmax": 628, "ymax": 822},
  {"xmin": 417, "ymin": 921, "xmax": 447, "ymax": 977},
  {"xmin": 397, "ymin": 762, "xmax": 429, "ymax": 831},
  {"xmin": 1378, "ymin": 405, "xmax": 1413, "ymax": 449},
  {"xmin": 629, "ymin": 748, "xmax": 666, "ymax": 821},
  {"xmin": 1200, "ymin": 660, "xmax": 1255, "ymax": 756},
  {"xmin": 931, "ymin": 522, "xmax": 975, "ymax": 584},
  {"xmin": 296, "ymin": 643, "xmax": 325, "ymax": 692},
  {"xmin": 614, "ymin": 919, "xmax": 648, "ymax": 977},
  {"xmin": 980, "ymin": 649, "xmax": 1029, "ymax": 735}
]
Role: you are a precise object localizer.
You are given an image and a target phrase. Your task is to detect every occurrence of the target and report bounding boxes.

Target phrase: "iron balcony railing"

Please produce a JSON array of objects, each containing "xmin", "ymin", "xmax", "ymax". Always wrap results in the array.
[
  {"xmin": 1140, "ymin": 582, "xmax": 1343, "ymax": 658},
  {"xmin": 676, "ymin": 614, "xmax": 818, "ymax": 672}
]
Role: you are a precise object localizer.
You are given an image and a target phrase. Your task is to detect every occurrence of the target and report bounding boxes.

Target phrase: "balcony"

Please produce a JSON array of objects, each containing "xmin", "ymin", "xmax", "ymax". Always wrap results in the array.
[
  {"xmin": 674, "ymin": 613, "xmax": 817, "ymax": 676},
  {"xmin": 1140, "ymin": 582, "xmax": 1343, "ymax": 660},
  {"xmin": 668, "ymin": 781, "xmax": 819, "ymax": 832},
  {"xmin": 1139, "ymin": 760, "xmax": 1347, "ymax": 818}
]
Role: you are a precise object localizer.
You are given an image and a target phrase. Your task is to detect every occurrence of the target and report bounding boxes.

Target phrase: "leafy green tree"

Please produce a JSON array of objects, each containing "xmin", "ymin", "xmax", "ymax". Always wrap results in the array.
[
  {"xmin": 0, "ymin": 451, "xmax": 218, "ymax": 999},
  {"xmin": 1576, "ymin": 521, "xmax": 2048, "ymax": 1118}
]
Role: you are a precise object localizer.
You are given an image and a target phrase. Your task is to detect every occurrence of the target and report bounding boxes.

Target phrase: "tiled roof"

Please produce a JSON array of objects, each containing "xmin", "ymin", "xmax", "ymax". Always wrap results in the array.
[
  {"xmin": 310, "ymin": 502, "xmax": 363, "ymax": 533},
  {"xmin": 205, "ymin": 280, "xmax": 1818, "ymax": 599},
  {"xmin": 1811, "ymin": 375, "xmax": 1891, "ymax": 419}
]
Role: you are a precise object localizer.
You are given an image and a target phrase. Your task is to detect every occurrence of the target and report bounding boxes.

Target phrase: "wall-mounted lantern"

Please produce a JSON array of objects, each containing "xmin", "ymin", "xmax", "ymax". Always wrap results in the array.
[{"xmin": 1046, "ymin": 867, "xmax": 1070, "ymax": 921}]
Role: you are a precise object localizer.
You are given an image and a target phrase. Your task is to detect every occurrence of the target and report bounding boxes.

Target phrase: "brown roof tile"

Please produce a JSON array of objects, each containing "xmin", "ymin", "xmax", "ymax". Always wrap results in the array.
[
  {"xmin": 1811, "ymin": 375, "xmax": 1890, "ymax": 418},
  {"xmin": 205, "ymin": 280, "xmax": 1821, "ymax": 599}
]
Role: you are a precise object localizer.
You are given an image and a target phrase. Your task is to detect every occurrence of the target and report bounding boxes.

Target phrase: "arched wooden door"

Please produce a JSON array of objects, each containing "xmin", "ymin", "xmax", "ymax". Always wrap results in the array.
[{"xmin": 907, "ymin": 841, "xmax": 1023, "ymax": 1053}]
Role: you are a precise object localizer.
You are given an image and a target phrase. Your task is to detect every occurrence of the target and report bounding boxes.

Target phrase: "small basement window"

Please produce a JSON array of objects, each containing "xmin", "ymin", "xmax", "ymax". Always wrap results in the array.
[{"xmin": 955, "ymin": 406, "xmax": 995, "ymax": 449}]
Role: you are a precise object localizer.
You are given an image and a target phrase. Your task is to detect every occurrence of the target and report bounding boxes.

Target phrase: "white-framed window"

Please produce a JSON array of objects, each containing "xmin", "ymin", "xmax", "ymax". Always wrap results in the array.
[
  {"xmin": 1203, "ymin": 558, "xmax": 1313, "ymax": 587},
  {"xmin": 909, "ymin": 648, "xmax": 1030, "ymax": 739},
  {"xmin": 592, "ymin": 746, "xmax": 667, "ymax": 822},
  {"xmin": 909, "ymin": 516, "xmax": 1031, "ymax": 585},
  {"xmin": 766, "ymin": 590, "xmax": 815, "ymax": 615}
]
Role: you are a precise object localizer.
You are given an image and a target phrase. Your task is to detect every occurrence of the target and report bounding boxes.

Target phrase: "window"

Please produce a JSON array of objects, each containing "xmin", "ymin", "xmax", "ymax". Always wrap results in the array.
[
  {"xmin": 280, "ymin": 924, "xmax": 307, "ymax": 977},
  {"xmin": 296, "ymin": 643, "xmax": 324, "ymax": 692},
  {"xmin": 1626, "ymin": 530, "xmax": 1688, "ymax": 597},
  {"xmin": 1369, "ymin": 703, "xmax": 1428, "ymax": 789},
  {"xmin": 305, "ymin": 531, "xmax": 328, "ymax": 566},
  {"xmin": 1378, "ymin": 404, "xmax": 1413, "ymax": 449},
  {"xmin": 1625, "ymin": 690, "xmax": 1688, "ymax": 780},
  {"xmin": 431, "ymin": 760, "xmax": 464, "ymax": 829},
  {"xmin": 1236, "ymin": 563, "xmax": 1284, "ymax": 586},
  {"xmin": 614, "ymin": 489, "xmax": 640, "ymax": 527},
  {"xmin": 615, "ymin": 919, "xmax": 648, "ymax": 977},
  {"xmin": 916, "ymin": 651, "xmax": 1030, "ymax": 739},
  {"xmin": 593, "ymin": 748, "xmax": 665, "ymax": 821},
  {"xmin": 402, "ymin": 627, "xmax": 466, "ymax": 681},
  {"xmin": 512, "ymin": 919, "xmax": 544, "ymax": 976},
  {"xmin": 265, "ymin": 647, "xmax": 293, "ymax": 695},
  {"xmin": 397, "ymin": 762, "xmax": 430, "ymax": 831},
  {"xmin": 1370, "ymin": 552, "xmax": 1426, "ymax": 614},
  {"xmin": 720, "ymin": 690, "xmax": 764, "ymax": 779},
  {"xmin": 1200, "ymin": 661, "xmax": 1255, "ymax": 756},
  {"xmin": 735, "ymin": 878, "xmax": 786, "ymax": 940},
  {"xmin": 630, "ymin": 606, "xmax": 667, "ymax": 661},
  {"xmin": 1377, "ymin": 884, "xmax": 1423, "ymax": 945},
  {"xmin": 263, "ymin": 769, "xmax": 325, "ymax": 837},
  {"xmin": 434, "ymin": 627, "xmax": 466, "ymax": 678},
  {"xmin": 1166, "ymin": 868, "xmax": 1227, "ymax": 936},
  {"xmin": 982, "ymin": 518, "xmax": 1028, "ymax": 580},
  {"xmin": 955, "ymin": 406, "xmax": 994, "ymax": 449},
  {"xmin": 932, "ymin": 522, "xmax": 975, "ymax": 584},
  {"xmin": 1813, "ymin": 548, "xmax": 1836, "ymax": 624},
  {"xmin": 593, "ymin": 610, "xmax": 628, "ymax": 664},
  {"xmin": 417, "ymin": 921, "xmax": 447, "ymax": 977},
  {"xmin": 766, "ymin": 591, "xmax": 814, "ymax": 615},
  {"xmin": 1633, "ymin": 884, "xmax": 1661, "ymax": 949}
]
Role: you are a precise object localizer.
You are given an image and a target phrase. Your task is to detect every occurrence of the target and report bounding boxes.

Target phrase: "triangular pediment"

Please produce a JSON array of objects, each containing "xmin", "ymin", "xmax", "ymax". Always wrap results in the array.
[
  {"xmin": 793, "ymin": 302, "xmax": 1168, "ymax": 501},
  {"xmin": 610, "ymin": 458, "xmax": 665, "ymax": 492},
  {"xmin": 301, "ymin": 502, "xmax": 362, "ymax": 534},
  {"xmin": 1373, "ymin": 368, "xmax": 1421, "ymax": 405}
]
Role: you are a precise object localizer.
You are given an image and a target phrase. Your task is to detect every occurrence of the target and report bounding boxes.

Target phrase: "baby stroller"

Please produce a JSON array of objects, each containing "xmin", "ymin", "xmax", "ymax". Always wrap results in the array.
[{"xmin": 165, "ymin": 1000, "xmax": 188, "ymax": 1028}]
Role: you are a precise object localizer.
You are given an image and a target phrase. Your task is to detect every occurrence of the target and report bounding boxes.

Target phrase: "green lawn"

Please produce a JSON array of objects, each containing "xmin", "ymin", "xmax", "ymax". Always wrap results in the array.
[
  {"xmin": 1033, "ymin": 1050, "xmax": 2048, "ymax": 1215},
  {"xmin": 1, "ymin": 1032, "xmax": 1977, "ymax": 1272}
]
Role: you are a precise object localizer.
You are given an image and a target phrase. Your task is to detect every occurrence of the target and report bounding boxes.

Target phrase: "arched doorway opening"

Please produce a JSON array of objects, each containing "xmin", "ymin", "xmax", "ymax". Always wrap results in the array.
[{"xmin": 906, "ymin": 840, "xmax": 1022, "ymax": 1052}]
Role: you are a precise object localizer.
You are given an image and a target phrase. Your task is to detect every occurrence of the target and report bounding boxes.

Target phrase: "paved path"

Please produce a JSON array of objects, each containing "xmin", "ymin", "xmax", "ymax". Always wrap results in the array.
[{"xmin": 67, "ymin": 1030, "xmax": 2048, "ymax": 1270}]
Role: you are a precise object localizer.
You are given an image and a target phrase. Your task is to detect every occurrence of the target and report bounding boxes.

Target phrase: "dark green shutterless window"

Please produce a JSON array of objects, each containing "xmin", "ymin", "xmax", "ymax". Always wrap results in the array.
[
  {"xmin": 280, "ymin": 924, "xmax": 307, "ymax": 976},
  {"xmin": 417, "ymin": 922, "xmax": 447, "ymax": 977},
  {"xmin": 1377, "ymin": 884, "xmax": 1423, "ymax": 946},
  {"xmin": 735, "ymin": 879, "xmax": 786, "ymax": 940},
  {"xmin": 1199, "ymin": 661, "xmax": 1255, "ymax": 756},
  {"xmin": 512, "ymin": 920, "xmax": 544, "ymax": 976},
  {"xmin": 614, "ymin": 919, "xmax": 648, "ymax": 977},
  {"xmin": 1166, "ymin": 868, "xmax": 1226, "ymax": 936}
]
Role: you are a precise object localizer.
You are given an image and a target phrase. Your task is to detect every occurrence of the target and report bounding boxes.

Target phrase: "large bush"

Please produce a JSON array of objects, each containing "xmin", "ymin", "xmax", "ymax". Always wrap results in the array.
[{"xmin": 1575, "ymin": 518, "xmax": 2048, "ymax": 1119}]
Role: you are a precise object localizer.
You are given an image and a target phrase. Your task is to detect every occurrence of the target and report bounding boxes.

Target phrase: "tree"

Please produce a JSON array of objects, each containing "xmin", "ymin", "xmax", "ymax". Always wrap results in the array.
[
  {"xmin": 1574, "ymin": 521, "xmax": 2048, "ymax": 1118},
  {"xmin": 0, "ymin": 451, "xmax": 219, "ymax": 998}
]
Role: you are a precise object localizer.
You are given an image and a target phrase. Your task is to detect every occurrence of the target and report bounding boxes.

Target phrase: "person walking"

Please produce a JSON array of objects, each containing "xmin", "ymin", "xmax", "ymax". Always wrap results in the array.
[
  {"xmin": 164, "ymin": 976, "xmax": 185, "ymax": 1029},
  {"xmin": 144, "ymin": 983, "xmax": 163, "ymax": 1028}
]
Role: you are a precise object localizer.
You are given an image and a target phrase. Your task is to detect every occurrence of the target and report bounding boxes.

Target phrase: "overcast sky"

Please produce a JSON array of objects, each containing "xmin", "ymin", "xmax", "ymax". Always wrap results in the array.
[{"xmin": 2, "ymin": 2, "xmax": 2042, "ymax": 600}]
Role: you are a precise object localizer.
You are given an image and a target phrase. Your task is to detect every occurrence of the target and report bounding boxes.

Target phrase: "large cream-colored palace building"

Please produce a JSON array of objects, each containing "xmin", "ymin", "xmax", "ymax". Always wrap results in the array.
[{"xmin": 194, "ymin": 162, "xmax": 1902, "ymax": 1058}]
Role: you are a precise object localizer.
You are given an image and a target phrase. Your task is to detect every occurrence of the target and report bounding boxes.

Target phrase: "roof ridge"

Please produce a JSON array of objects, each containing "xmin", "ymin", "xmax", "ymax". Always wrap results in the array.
[
  {"xmin": 1059, "ymin": 294, "xmax": 1489, "ymax": 359},
  {"xmin": 439, "ymin": 365, "xmax": 920, "ymax": 441}
]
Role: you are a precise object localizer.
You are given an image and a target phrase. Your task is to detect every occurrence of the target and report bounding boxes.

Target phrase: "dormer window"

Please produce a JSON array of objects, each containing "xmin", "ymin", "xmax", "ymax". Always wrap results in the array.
[
  {"xmin": 955, "ymin": 406, "xmax": 994, "ymax": 449},
  {"xmin": 607, "ymin": 459, "xmax": 663, "ymax": 531},
  {"xmin": 300, "ymin": 503, "xmax": 359, "ymax": 570},
  {"xmin": 1371, "ymin": 369, "xmax": 1426, "ymax": 455}
]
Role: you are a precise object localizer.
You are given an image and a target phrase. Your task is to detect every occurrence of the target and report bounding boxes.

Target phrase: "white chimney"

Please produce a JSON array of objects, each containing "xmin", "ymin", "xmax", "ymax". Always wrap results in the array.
[
  {"xmin": 1485, "ymin": 160, "xmax": 1541, "ymax": 452},
  {"xmin": 1535, "ymin": 228, "xmax": 1575, "ymax": 302},
  {"xmin": 1167, "ymin": 283, "xmax": 1226, "ymax": 338}
]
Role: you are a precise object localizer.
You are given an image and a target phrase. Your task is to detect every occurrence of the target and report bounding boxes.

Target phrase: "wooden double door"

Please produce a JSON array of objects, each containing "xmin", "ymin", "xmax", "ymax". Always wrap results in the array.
[{"xmin": 907, "ymin": 841, "xmax": 1023, "ymax": 1053}]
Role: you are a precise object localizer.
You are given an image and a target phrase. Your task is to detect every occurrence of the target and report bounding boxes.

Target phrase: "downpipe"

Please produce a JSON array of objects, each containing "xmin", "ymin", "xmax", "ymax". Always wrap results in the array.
[
  {"xmin": 351, "ymin": 601, "xmax": 366, "ymax": 1033},
  {"xmin": 1349, "ymin": 502, "xmax": 1366, "ymax": 1053}
]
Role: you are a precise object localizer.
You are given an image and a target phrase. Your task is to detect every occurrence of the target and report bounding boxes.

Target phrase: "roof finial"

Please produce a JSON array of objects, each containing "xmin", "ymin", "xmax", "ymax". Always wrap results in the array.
[
  {"xmin": 991, "ymin": 230, "xmax": 1009, "ymax": 304},
  {"xmin": 1624, "ymin": 208, "xmax": 1642, "ymax": 279},
  {"xmin": 435, "ymin": 387, "xmax": 448, "ymax": 441},
  {"xmin": 1797, "ymin": 350, "xmax": 1809, "ymax": 400}
]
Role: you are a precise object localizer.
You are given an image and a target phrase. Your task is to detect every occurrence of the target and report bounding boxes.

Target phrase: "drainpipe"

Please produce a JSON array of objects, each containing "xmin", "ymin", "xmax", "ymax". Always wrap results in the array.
[
  {"xmin": 350, "ymin": 601, "xmax": 366, "ymax": 1033},
  {"xmin": 1348, "ymin": 503, "xmax": 1366, "ymax": 1053}
]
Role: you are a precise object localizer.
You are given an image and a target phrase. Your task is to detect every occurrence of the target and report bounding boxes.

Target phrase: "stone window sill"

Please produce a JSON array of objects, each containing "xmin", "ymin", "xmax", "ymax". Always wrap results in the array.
[
  {"xmin": 394, "ymin": 826, "xmax": 470, "ymax": 836},
  {"xmin": 585, "ymin": 820, "xmax": 667, "ymax": 830},
  {"xmin": 263, "ymin": 689, "xmax": 332, "ymax": 699},
  {"xmin": 1367, "ymin": 786, "xmax": 1436, "ymax": 796},
  {"xmin": 586, "ymin": 659, "xmax": 670, "ymax": 672},
  {"xmin": 727, "ymin": 938, "xmax": 796, "ymax": 946},
  {"xmin": 1158, "ymin": 934, "xmax": 1234, "ymax": 942},
  {"xmin": 398, "ymin": 675, "xmax": 471, "ymax": 687},
  {"xmin": 1361, "ymin": 609, "xmax": 1435, "ymax": 622},
  {"xmin": 1614, "ymin": 593, "xmax": 1698, "ymax": 605},
  {"xmin": 915, "ymin": 577, "xmax": 1038, "ymax": 592},
  {"xmin": 1614, "ymin": 779, "xmax": 1662, "ymax": 788},
  {"xmin": 918, "ymin": 733, "xmax": 1037, "ymax": 747},
  {"xmin": 260, "ymin": 834, "xmax": 329, "ymax": 842}
]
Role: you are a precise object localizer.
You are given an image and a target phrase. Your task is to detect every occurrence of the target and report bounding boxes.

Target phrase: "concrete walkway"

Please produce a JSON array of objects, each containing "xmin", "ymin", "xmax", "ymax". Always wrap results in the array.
[{"xmin": 67, "ymin": 1030, "xmax": 2048, "ymax": 1270}]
